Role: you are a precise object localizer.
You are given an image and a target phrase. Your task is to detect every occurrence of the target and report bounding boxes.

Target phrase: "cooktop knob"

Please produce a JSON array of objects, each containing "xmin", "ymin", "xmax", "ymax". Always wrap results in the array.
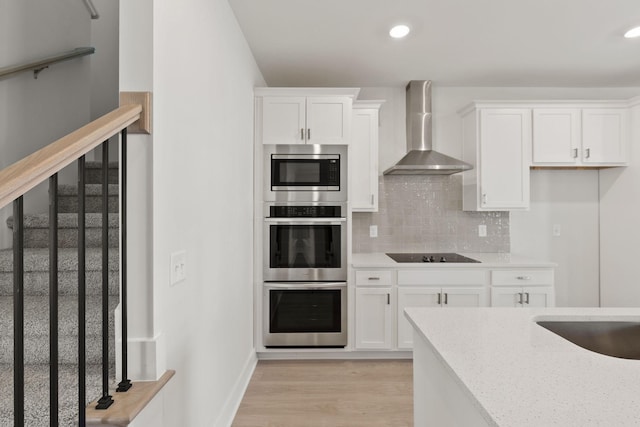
[{"xmin": 440, "ymin": 256, "xmax": 447, "ymax": 262}]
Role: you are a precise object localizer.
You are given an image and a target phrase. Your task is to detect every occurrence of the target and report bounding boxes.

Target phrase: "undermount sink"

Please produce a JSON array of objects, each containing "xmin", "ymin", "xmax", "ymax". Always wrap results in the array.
[{"xmin": 537, "ymin": 321, "xmax": 640, "ymax": 360}]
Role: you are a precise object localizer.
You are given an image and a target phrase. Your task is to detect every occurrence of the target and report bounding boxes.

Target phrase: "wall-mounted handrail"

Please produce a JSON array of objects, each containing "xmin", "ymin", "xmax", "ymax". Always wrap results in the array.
[
  {"xmin": 84, "ymin": 0, "xmax": 99, "ymax": 19},
  {"xmin": 0, "ymin": 104, "xmax": 142, "ymax": 210},
  {"xmin": 0, "ymin": 47, "xmax": 95, "ymax": 80}
]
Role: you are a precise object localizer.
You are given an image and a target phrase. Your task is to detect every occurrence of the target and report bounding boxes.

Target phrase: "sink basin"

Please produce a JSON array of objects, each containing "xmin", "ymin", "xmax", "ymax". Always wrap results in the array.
[{"xmin": 537, "ymin": 321, "xmax": 640, "ymax": 360}]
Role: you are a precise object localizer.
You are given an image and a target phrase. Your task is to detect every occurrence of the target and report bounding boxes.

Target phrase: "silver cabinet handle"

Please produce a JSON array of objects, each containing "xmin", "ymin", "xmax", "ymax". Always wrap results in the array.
[
  {"xmin": 444, "ymin": 293, "xmax": 448, "ymax": 305},
  {"xmin": 585, "ymin": 148, "xmax": 591, "ymax": 159},
  {"xmin": 517, "ymin": 292, "xmax": 523, "ymax": 304},
  {"xmin": 482, "ymin": 193, "xmax": 487, "ymax": 205},
  {"xmin": 573, "ymin": 148, "xmax": 578, "ymax": 158},
  {"xmin": 524, "ymin": 292, "xmax": 530, "ymax": 304},
  {"xmin": 516, "ymin": 276, "xmax": 532, "ymax": 280},
  {"xmin": 437, "ymin": 293, "xmax": 441, "ymax": 305},
  {"xmin": 307, "ymin": 128, "xmax": 311, "ymax": 140},
  {"xmin": 367, "ymin": 277, "xmax": 380, "ymax": 281},
  {"xmin": 387, "ymin": 293, "xmax": 390, "ymax": 305},
  {"xmin": 301, "ymin": 128, "xmax": 304, "ymax": 140},
  {"xmin": 371, "ymin": 194, "xmax": 374, "ymax": 205}
]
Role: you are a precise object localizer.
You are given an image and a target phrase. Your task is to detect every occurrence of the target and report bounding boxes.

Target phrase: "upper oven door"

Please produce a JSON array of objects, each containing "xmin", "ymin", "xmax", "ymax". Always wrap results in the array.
[
  {"xmin": 264, "ymin": 217, "xmax": 347, "ymax": 282},
  {"xmin": 264, "ymin": 145, "xmax": 347, "ymax": 202}
]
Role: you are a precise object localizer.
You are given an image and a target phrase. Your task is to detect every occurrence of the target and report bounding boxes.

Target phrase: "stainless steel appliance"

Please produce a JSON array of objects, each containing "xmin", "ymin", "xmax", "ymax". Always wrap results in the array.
[
  {"xmin": 386, "ymin": 253, "xmax": 481, "ymax": 263},
  {"xmin": 383, "ymin": 80, "xmax": 472, "ymax": 175},
  {"xmin": 263, "ymin": 281, "xmax": 347, "ymax": 347},
  {"xmin": 264, "ymin": 144, "xmax": 347, "ymax": 202},
  {"xmin": 264, "ymin": 202, "xmax": 347, "ymax": 281}
]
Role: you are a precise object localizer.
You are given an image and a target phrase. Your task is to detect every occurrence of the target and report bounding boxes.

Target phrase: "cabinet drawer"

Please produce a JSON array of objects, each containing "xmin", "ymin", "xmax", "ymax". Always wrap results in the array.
[
  {"xmin": 355, "ymin": 270, "xmax": 392, "ymax": 286},
  {"xmin": 397, "ymin": 270, "xmax": 487, "ymax": 286},
  {"xmin": 491, "ymin": 269, "xmax": 553, "ymax": 286}
]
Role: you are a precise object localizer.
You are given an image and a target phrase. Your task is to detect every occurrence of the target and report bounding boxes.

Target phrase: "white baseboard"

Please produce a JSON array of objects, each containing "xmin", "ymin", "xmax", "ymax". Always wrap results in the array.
[
  {"xmin": 115, "ymin": 305, "xmax": 164, "ymax": 381},
  {"xmin": 213, "ymin": 349, "xmax": 258, "ymax": 427},
  {"xmin": 257, "ymin": 350, "xmax": 413, "ymax": 360}
]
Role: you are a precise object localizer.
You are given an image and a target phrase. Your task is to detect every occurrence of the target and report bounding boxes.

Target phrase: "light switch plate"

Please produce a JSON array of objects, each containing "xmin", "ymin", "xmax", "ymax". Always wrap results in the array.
[
  {"xmin": 170, "ymin": 250, "xmax": 187, "ymax": 286},
  {"xmin": 370, "ymin": 225, "xmax": 378, "ymax": 238},
  {"xmin": 478, "ymin": 224, "xmax": 487, "ymax": 237}
]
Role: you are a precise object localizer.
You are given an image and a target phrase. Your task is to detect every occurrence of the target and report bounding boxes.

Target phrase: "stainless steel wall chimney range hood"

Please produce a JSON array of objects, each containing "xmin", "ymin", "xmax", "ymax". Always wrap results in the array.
[{"xmin": 383, "ymin": 80, "xmax": 472, "ymax": 175}]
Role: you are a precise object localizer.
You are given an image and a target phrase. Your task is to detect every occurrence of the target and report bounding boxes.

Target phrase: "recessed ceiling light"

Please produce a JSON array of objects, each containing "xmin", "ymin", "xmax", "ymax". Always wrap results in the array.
[
  {"xmin": 624, "ymin": 26, "xmax": 640, "ymax": 38},
  {"xmin": 389, "ymin": 24, "xmax": 410, "ymax": 39}
]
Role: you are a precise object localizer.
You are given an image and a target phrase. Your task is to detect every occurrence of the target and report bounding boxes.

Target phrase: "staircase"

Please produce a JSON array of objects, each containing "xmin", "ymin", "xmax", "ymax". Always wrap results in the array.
[{"xmin": 0, "ymin": 161, "xmax": 120, "ymax": 426}]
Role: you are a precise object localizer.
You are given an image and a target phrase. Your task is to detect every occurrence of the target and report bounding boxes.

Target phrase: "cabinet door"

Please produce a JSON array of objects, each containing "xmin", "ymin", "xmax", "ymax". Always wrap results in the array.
[
  {"xmin": 442, "ymin": 287, "xmax": 487, "ymax": 307},
  {"xmin": 306, "ymin": 97, "xmax": 351, "ymax": 145},
  {"xmin": 522, "ymin": 286, "xmax": 554, "ymax": 307},
  {"xmin": 532, "ymin": 109, "xmax": 581, "ymax": 165},
  {"xmin": 355, "ymin": 287, "xmax": 393, "ymax": 349},
  {"xmin": 397, "ymin": 287, "xmax": 441, "ymax": 350},
  {"xmin": 490, "ymin": 287, "xmax": 523, "ymax": 307},
  {"xmin": 479, "ymin": 109, "xmax": 531, "ymax": 210},
  {"xmin": 581, "ymin": 109, "xmax": 628, "ymax": 164},
  {"xmin": 351, "ymin": 108, "xmax": 379, "ymax": 211},
  {"xmin": 261, "ymin": 97, "xmax": 306, "ymax": 144}
]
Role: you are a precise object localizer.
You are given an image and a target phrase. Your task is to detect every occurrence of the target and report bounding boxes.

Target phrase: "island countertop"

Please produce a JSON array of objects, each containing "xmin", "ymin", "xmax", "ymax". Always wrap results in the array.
[
  {"xmin": 352, "ymin": 252, "xmax": 556, "ymax": 268},
  {"xmin": 404, "ymin": 307, "xmax": 640, "ymax": 426}
]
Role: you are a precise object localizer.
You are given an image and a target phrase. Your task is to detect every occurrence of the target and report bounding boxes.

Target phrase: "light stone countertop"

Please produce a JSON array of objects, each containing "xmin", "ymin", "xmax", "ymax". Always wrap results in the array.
[
  {"xmin": 352, "ymin": 252, "xmax": 557, "ymax": 268},
  {"xmin": 404, "ymin": 307, "xmax": 640, "ymax": 426}
]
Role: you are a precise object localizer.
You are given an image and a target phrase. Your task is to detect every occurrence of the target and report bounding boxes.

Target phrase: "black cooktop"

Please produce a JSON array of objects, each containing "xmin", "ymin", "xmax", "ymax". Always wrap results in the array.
[{"xmin": 386, "ymin": 253, "xmax": 481, "ymax": 263}]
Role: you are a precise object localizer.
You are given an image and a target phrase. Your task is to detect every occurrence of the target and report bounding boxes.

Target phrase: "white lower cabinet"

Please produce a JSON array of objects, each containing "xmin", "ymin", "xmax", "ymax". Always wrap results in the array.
[
  {"xmin": 355, "ymin": 287, "xmax": 394, "ymax": 349},
  {"xmin": 397, "ymin": 286, "xmax": 486, "ymax": 349},
  {"xmin": 490, "ymin": 268, "xmax": 555, "ymax": 307},
  {"xmin": 491, "ymin": 286, "xmax": 554, "ymax": 307},
  {"xmin": 353, "ymin": 266, "xmax": 554, "ymax": 352}
]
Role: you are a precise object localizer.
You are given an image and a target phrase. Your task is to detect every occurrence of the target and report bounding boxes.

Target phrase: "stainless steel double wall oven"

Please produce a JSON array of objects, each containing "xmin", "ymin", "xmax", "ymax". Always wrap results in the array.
[{"xmin": 263, "ymin": 145, "xmax": 348, "ymax": 347}]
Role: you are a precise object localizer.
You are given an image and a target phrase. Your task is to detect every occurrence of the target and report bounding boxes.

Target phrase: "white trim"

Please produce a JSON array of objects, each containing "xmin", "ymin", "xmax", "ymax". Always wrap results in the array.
[
  {"xmin": 257, "ymin": 350, "xmax": 412, "ymax": 360},
  {"xmin": 254, "ymin": 86, "xmax": 360, "ymax": 99},
  {"xmin": 213, "ymin": 350, "xmax": 258, "ymax": 427}
]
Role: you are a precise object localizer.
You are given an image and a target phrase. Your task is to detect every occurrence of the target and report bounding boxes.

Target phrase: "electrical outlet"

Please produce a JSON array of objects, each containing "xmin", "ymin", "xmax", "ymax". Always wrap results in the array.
[
  {"xmin": 170, "ymin": 250, "xmax": 187, "ymax": 286},
  {"xmin": 478, "ymin": 224, "xmax": 487, "ymax": 237},
  {"xmin": 553, "ymin": 224, "xmax": 561, "ymax": 237},
  {"xmin": 370, "ymin": 225, "xmax": 378, "ymax": 238}
]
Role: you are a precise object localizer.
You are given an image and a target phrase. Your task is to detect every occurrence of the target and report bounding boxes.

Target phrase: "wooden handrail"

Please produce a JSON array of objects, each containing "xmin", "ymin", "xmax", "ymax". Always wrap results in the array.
[{"xmin": 0, "ymin": 104, "xmax": 142, "ymax": 210}]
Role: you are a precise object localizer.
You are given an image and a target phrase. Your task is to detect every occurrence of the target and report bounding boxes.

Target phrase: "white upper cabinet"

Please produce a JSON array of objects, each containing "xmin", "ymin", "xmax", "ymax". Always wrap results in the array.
[
  {"xmin": 532, "ymin": 108, "xmax": 581, "ymax": 164},
  {"xmin": 581, "ymin": 108, "xmax": 628, "ymax": 165},
  {"xmin": 461, "ymin": 106, "xmax": 531, "ymax": 211},
  {"xmin": 255, "ymin": 88, "xmax": 359, "ymax": 145},
  {"xmin": 350, "ymin": 101, "xmax": 383, "ymax": 212},
  {"xmin": 532, "ymin": 106, "xmax": 629, "ymax": 166},
  {"xmin": 261, "ymin": 97, "xmax": 306, "ymax": 145}
]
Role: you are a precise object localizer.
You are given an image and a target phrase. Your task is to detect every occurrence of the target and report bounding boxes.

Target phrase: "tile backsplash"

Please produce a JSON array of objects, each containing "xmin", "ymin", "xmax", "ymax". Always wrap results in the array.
[{"xmin": 352, "ymin": 175, "xmax": 510, "ymax": 253}]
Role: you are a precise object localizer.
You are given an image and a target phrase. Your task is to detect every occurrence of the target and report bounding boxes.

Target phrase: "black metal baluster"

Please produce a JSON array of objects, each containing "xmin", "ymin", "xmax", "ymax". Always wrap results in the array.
[
  {"xmin": 49, "ymin": 174, "xmax": 59, "ymax": 426},
  {"xmin": 117, "ymin": 128, "xmax": 132, "ymax": 393},
  {"xmin": 78, "ymin": 156, "xmax": 86, "ymax": 427},
  {"xmin": 13, "ymin": 196, "xmax": 24, "ymax": 427},
  {"xmin": 96, "ymin": 141, "xmax": 114, "ymax": 409}
]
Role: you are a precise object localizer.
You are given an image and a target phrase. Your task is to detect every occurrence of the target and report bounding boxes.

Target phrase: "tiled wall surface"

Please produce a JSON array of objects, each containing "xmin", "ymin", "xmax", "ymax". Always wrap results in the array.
[{"xmin": 352, "ymin": 175, "xmax": 510, "ymax": 253}]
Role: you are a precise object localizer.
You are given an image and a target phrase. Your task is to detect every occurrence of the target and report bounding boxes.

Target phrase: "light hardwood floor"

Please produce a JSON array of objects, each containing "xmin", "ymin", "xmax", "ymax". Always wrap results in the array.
[{"xmin": 232, "ymin": 360, "xmax": 413, "ymax": 427}]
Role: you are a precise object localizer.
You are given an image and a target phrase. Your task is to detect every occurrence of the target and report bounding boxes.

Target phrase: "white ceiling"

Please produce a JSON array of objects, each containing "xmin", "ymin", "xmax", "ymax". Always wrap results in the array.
[{"xmin": 228, "ymin": 0, "xmax": 640, "ymax": 87}]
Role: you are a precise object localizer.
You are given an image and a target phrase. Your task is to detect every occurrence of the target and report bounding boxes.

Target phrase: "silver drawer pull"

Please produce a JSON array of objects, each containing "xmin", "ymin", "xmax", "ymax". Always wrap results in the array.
[
  {"xmin": 368, "ymin": 277, "xmax": 380, "ymax": 281},
  {"xmin": 524, "ymin": 292, "xmax": 530, "ymax": 304},
  {"xmin": 516, "ymin": 276, "xmax": 532, "ymax": 280}
]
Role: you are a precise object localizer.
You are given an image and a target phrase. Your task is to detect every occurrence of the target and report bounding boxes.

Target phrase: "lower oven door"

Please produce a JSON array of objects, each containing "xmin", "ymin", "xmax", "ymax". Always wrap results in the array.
[
  {"xmin": 264, "ymin": 218, "xmax": 347, "ymax": 281},
  {"xmin": 263, "ymin": 282, "xmax": 347, "ymax": 348}
]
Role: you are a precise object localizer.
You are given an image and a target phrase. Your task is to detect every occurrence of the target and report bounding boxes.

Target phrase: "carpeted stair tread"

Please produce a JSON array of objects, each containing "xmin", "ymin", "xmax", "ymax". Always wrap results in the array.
[
  {"xmin": 0, "ymin": 363, "xmax": 115, "ymax": 426},
  {"xmin": 6, "ymin": 213, "xmax": 119, "ymax": 229},
  {"xmin": 57, "ymin": 183, "xmax": 119, "ymax": 196},
  {"xmin": 0, "ymin": 295, "xmax": 118, "ymax": 337},
  {"xmin": 0, "ymin": 248, "xmax": 119, "ymax": 273}
]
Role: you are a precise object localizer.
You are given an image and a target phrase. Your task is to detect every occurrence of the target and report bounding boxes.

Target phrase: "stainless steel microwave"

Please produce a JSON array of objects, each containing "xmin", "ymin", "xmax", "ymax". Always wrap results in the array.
[{"xmin": 264, "ymin": 145, "xmax": 347, "ymax": 202}]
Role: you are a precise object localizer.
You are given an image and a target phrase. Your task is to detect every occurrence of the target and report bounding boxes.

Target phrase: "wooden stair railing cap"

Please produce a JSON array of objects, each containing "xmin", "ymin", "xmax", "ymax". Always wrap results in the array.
[{"xmin": 0, "ymin": 104, "xmax": 142, "ymax": 210}]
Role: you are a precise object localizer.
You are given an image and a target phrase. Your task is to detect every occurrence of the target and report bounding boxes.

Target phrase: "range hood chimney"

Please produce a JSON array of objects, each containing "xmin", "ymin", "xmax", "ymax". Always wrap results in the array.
[{"xmin": 383, "ymin": 80, "xmax": 472, "ymax": 175}]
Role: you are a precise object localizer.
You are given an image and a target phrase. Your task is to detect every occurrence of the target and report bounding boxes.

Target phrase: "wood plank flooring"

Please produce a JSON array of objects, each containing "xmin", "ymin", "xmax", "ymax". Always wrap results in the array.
[{"xmin": 232, "ymin": 360, "xmax": 413, "ymax": 427}]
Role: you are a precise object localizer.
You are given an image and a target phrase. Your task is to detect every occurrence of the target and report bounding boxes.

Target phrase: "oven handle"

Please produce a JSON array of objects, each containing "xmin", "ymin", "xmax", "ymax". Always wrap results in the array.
[
  {"xmin": 265, "ymin": 282, "xmax": 347, "ymax": 289},
  {"xmin": 264, "ymin": 217, "xmax": 346, "ymax": 224}
]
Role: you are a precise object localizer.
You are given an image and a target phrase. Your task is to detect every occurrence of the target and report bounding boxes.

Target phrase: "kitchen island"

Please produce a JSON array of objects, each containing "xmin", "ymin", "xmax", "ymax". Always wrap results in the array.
[{"xmin": 404, "ymin": 307, "xmax": 640, "ymax": 426}]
